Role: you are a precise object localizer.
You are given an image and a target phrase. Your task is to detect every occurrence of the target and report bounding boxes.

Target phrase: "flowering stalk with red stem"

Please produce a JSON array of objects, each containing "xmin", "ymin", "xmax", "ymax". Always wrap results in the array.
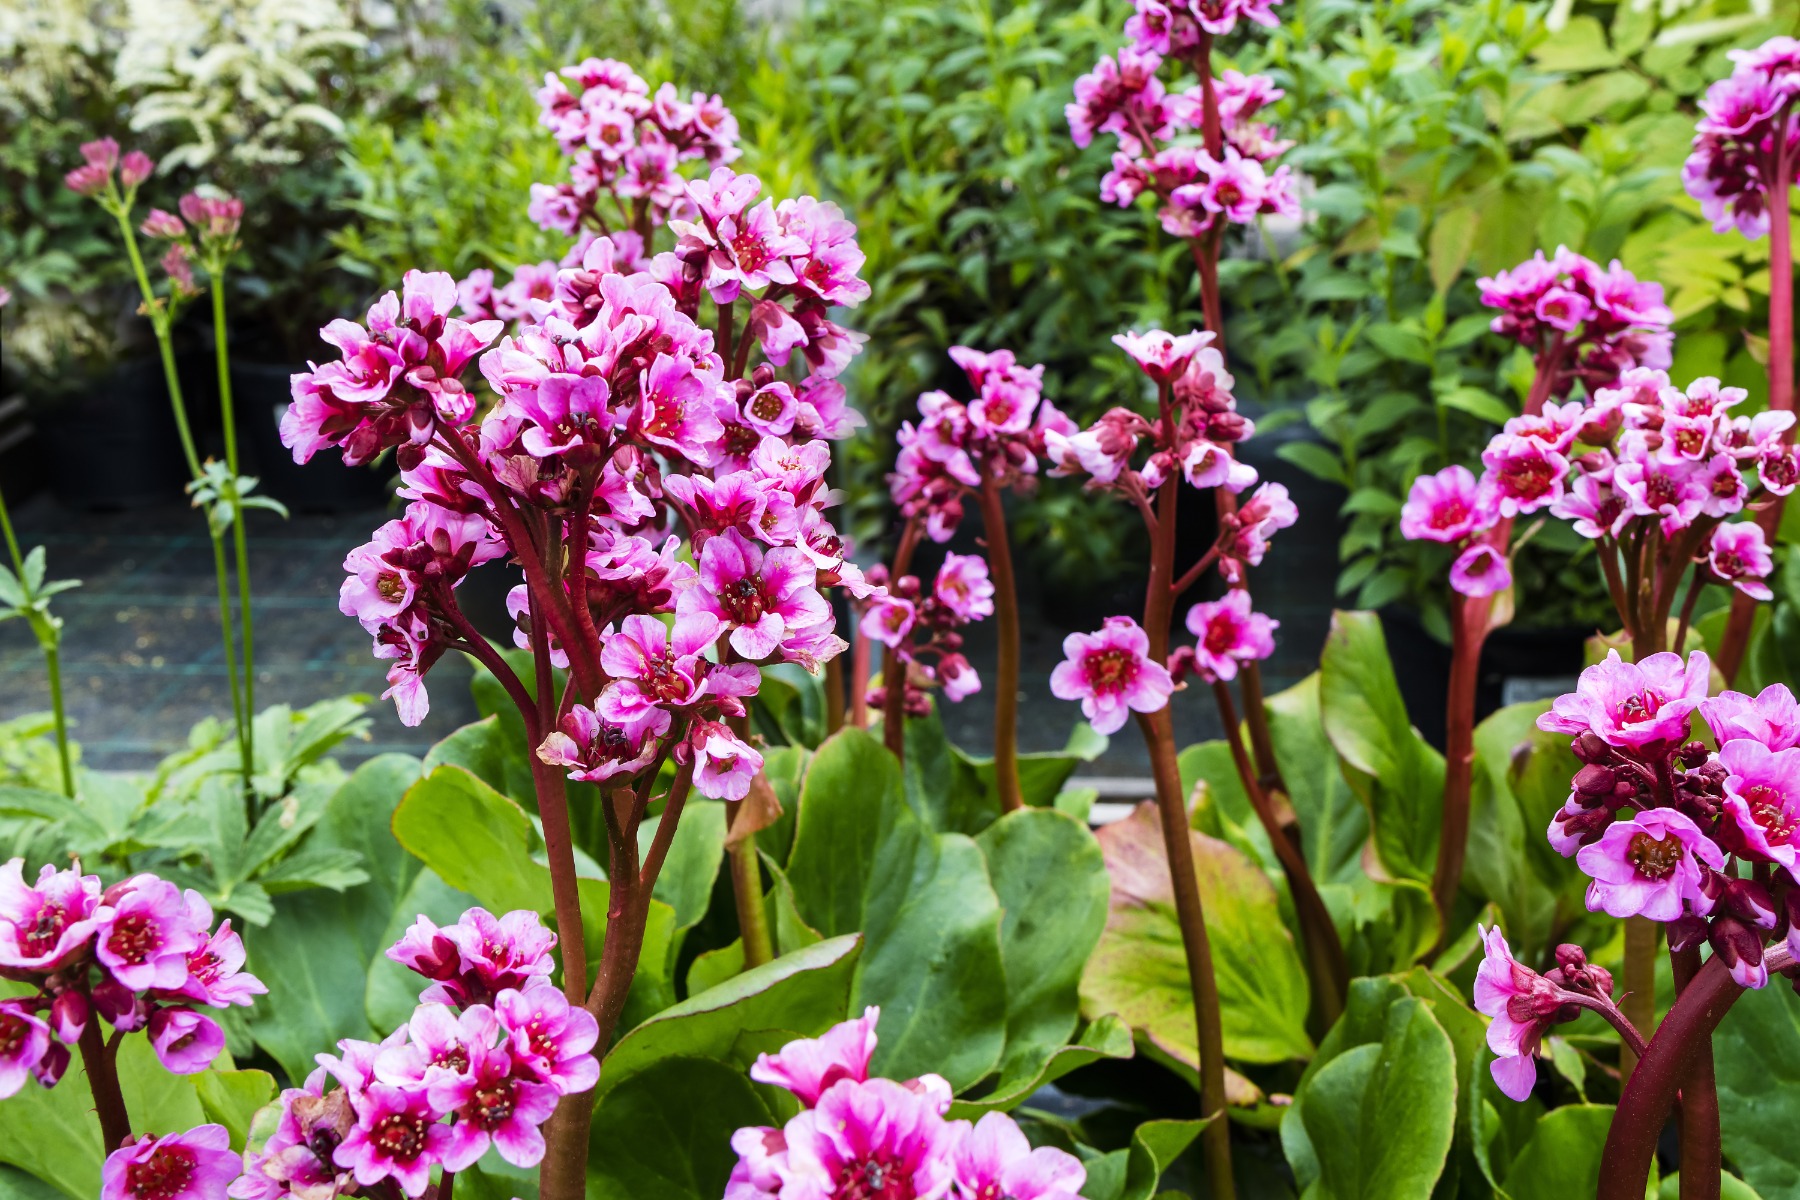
[
  {"xmin": 76, "ymin": 1011, "xmax": 132, "ymax": 1152},
  {"xmin": 975, "ymin": 478, "xmax": 1025, "ymax": 812},
  {"xmin": 880, "ymin": 518, "xmax": 922, "ymax": 759}
]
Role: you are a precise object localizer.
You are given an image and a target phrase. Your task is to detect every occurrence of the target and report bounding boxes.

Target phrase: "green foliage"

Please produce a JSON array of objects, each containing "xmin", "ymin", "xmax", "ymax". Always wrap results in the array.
[
  {"xmin": 1716, "ymin": 978, "xmax": 1800, "ymax": 1199},
  {"xmin": 585, "ymin": 1056, "xmax": 773, "ymax": 1200}
]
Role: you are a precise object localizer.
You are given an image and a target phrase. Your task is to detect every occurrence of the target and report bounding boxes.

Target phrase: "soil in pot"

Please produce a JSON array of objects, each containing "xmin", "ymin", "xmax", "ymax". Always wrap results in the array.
[
  {"xmin": 232, "ymin": 362, "xmax": 392, "ymax": 513},
  {"xmin": 35, "ymin": 357, "xmax": 189, "ymax": 511}
]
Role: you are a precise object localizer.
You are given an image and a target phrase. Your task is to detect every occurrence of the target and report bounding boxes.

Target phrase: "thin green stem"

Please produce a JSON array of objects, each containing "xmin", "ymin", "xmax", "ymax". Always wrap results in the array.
[
  {"xmin": 0, "ymin": 488, "xmax": 74, "ymax": 797},
  {"xmin": 213, "ymin": 278, "xmax": 257, "ymax": 785}
]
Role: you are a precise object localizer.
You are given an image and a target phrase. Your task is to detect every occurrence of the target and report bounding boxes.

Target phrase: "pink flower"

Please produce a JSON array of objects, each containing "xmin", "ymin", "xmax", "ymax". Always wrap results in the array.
[
  {"xmin": 1718, "ymin": 740, "xmax": 1800, "ymax": 871},
  {"xmin": 0, "ymin": 1003, "xmax": 51, "ymax": 1099},
  {"xmin": 1701, "ymin": 685, "xmax": 1800, "ymax": 751},
  {"xmin": 141, "ymin": 209, "xmax": 187, "ymax": 240},
  {"xmin": 1480, "ymin": 435, "xmax": 1568, "ymax": 517},
  {"xmin": 94, "ymin": 876, "xmax": 207, "ymax": 992},
  {"xmin": 537, "ymin": 703, "xmax": 668, "ymax": 785},
  {"xmin": 165, "ymin": 920, "xmax": 265, "ymax": 1008},
  {"xmin": 148, "ymin": 1007, "xmax": 225, "ymax": 1075},
  {"xmin": 333, "ymin": 1082, "xmax": 448, "ymax": 1194},
  {"xmin": 1576, "ymin": 808, "xmax": 1723, "ymax": 922},
  {"xmin": 1400, "ymin": 465, "xmax": 1489, "ymax": 543},
  {"xmin": 387, "ymin": 908, "xmax": 557, "ymax": 1009},
  {"xmin": 780, "ymin": 1078, "xmax": 958, "ymax": 1200},
  {"xmin": 1472, "ymin": 926, "xmax": 1559, "ymax": 1102},
  {"xmin": 1709, "ymin": 521, "xmax": 1774, "ymax": 599},
  {"xmin": 374, "ymin": 1003, "xmax": 492, "ymax": 1088},
  {"xmin": 1615, "ymin": 452, "xmax": 1704, "ymax": 531},
  {"xmin": 1111, "ymin": 329, "xmax": 1212, "ymax": 384},
  {"xmin": 680, "ymin": 529, "xmax": 832, "ymax": 661},
  {"xmin": 0, "ymin": 859, "xmax": 105, "ymax": 973},
  {"xmin": 750, "ymin": 1008, "xmax": 880, "ymax": 1105},
  {"xmin": 1548, "ymin": 473, "xmax": 1627, "ymax": 540},
  {"xmin": 1537, "ymin": 650, "xmax": 1711, "ymax": 753},
  {"xmin": 427, "ymin": 1038, "xmax": 559, "ymax": 1171},
  {"xmin": 102, "ymin": 1126, "xmax": 239, "ymax": 1200},
  {"xmin": 936, "ymin": 654, "xmax": 981, "ymax": 702},
  {"xmin": 121, "ymin": 152, "xmax": 154, "ymax": 189},
  {"xmin": 951, "ymin": 1111, "xmax": 1086, "ymax": 1200},
  {"xmin": 1049, "ymin": 616, "xmax": 1174, "ymax": 735},
  {"xmin": 1184, "ymin": 590, "xmax": 1276, "ymax": 682},
  {"xmin": 691, "ymin": 722, "xmax": 765, "ymax": 802},
  {"xmin": 861, "ymin": 595, "xmax": 918, "ymax": 649},
  {"xmin": 598, "ymin": 611, "xmax": 737, "ymax": 725},
  {"xmin": 1449, "ymin": 543, "xmax": 1512, "ymax": 599},
  {"xmin": 497, "ymin": 986, "xmax": 601, "ymax": 1096},
  {"xmin": 934, "ymin": 554, "xmax": 994, "ymax": 623}
]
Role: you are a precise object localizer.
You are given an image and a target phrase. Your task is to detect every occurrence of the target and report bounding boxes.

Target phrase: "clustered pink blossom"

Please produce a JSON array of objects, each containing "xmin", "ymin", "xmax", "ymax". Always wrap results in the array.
[
  {"xmin": 1683, "ymin": 37, "xmax": 1800, "ymax": 237},
  {"xmin": 889, "ymin": 347, "xmax": 1074, "ymax": 542},
  {"xmin": 861, "ymin": 553, "xmax": 993, "ymax": 715},
  {"xmin": 1476, "ymin": 248, "xmax": 1673, "ymax": 397},
  {"xmin": 1403, "ymin": 369, "xmax": 1786, "ymax": 601},
  {"xmin": 726, "ymin": 1008, "xmax": 1085, "ymax": 1200},
  {"xmin": 230, "ymin": 908, "xmax": 596, "ymax": 1200},
  {"xmin": 0, "ymin": 860, "xmax": 264, "ymax": 1098},
  {"xmin": 102, "ymin": 1124, "xmax": 240, "ymax": 1200},
  {"xmin": 1534, "ymin": 652, "xmax": 1800, "ymax": 997},
  {"xmin": 63, "ymin": 138, "xmax": 154, "ymax": 200},
  {"xmin": 1472, "ymin": 928, "xmax": 1619, "ymax": 1101}
]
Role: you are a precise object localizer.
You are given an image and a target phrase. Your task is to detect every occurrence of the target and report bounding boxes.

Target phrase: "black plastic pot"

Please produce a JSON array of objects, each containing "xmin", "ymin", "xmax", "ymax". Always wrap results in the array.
[
  {"xmin": 231, "ymin": 362, "xmax": 391, "ymax": 513},
  {"xmin": 36, "ymin": 357, "xmax": 189, "ymax": 510}
]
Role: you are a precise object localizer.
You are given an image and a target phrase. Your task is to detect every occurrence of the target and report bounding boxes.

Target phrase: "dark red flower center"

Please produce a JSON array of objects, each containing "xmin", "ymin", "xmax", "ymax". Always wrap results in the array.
[
  {"xmin": 373, "ymin": 1113, "xmax": 429, "ymax": 1161},
  {"xmin": 720, "ymin": 576, "xmax": 766, "ymax": 625},
  {"xmin": 107, "ymin": 914, "xmax": 162, "ymax": 965},
  {"xmin": 21, "ymin": 903, "xmax": 68, "ymax": 957},
  {"xmin": 1626, "ymin": 831, "xmax": 1685, "ymax": 880},
  {"xmin": 0, "ymin": 1011, "xmax": 28, "ymax": 1057},
  {"xmin": 125, "ymin": 1147, "xmax": 195, "ymax": 1200},
  {"xmin": 1500, "ymin": 456, "xmax": 1554, "ymax": 498},
  {"xmin": 1085, "ymin": 648, "xmax": 1138, "ymax": 692},
  {"xmin": 837, "ymin": 1155, "xmax": 912, "ymax": 1200},
  {"xmin": 1744, "ymin": 784, "xmax": 1798, "ymax": 843},
  {"xmin": 1203, "ymin": 615, "xmax": 1237, "ymax": 655},
  {"xmin": 1430, "ymin": 500, "xmax": 1470, "ymax": 530},
  {"xmin": 471, "ymin": 1083, "xmax": 516, "ymax": 1129}
]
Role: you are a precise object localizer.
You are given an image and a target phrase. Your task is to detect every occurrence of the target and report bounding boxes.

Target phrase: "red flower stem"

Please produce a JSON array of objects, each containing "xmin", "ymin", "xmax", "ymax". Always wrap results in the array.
[
  {"xmin": 1596, "ymin": 943, "xmax": 1794, "ymax": 1200},
  {"xmin": 1211, "ymin": 681, "xmax": 1346, "ymax": 1026},
  {"xmin": 824, "ymin": 655, "xmax": 846, "ymax": 734},
  {"xmin": 1170, "ymin": 545, "xmax": 1221, "ymax": 599},
  {"xmin": 526, "ymin": 599, "xmax": 587, "ymax": 1004},
  {"xmin": 1720, "ymin": 121, "xmax": 1795, "ymax": 682},
  {"xmin": 1141, "ymin": 464, "xmax": 1236, "ymax": 1200},
  {"xmin": 725, "ymin": 693, "xmax": 775, "ymax": 969},
  {"xmin": 1430, "ymin": 593, "xmax": 1487, "ymax": 951},
  {"xmin": 76, "ymin": 1009, "xmax": 131, "ymax": 1152},
  {"xmin": 881, "ymin": 520, "xmax": 923, "ymax": 760},
  {"xmin": 849, "ymin": 631, "xmax": 872, "ymax": 728},
  {"xmin": 976, "ymin": 479, "xmax": 1023, "ymax": 812},
  {"xmin": 1672, "ymin": 944, "xmax": 1722, "ymax": 1200}
]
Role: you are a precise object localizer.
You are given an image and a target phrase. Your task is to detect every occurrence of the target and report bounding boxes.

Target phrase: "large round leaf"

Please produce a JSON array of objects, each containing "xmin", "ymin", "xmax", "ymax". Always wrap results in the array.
[
  {"xmin": 1501, "ymin": 1105, "xmax": 1616, "ymax": 1200},
  {"xmin": 1717, "ymin": 979, "xmax": 1800, "ymax": 1198},
  {"xmin": 585, "ymin": 1056, "xmax": 772, "ymax": 1200},
  {"xmin": 1080, "ymin": 802, "xmax": 1312, "ymax": 1067}
]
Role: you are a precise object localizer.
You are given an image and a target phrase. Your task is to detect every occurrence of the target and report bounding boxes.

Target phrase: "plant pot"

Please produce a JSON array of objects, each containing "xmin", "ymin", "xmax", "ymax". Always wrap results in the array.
[
  {"xmin": 35, "ymin": 357, "xmax": 190, "ymax": 510},
  {"xmin": 231, "ymin": 362, "xmax": 392, "ymax": 513}
]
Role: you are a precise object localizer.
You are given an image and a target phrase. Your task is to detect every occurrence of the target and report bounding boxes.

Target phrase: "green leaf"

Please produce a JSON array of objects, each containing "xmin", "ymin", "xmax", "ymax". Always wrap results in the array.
[
  {"xmin": 976, "ymin": 809, "xmax": 1111, "ymax": 1095},
  {"xmin": 1277, "ymin": 441, "xmax": 1350, "ymax": 486},
  {"xmin": 785, "ymin": 728, "xmax": 1006, "ymax": 1091},
  {"xmin": 195, "ymin": 1069, "xmax": 277, "ymax": 1148},
  {"xmin": 585, "ymin": 1057, "xmax": 772, "ymax": 1200},
  {"xmin": 952, "ymin": 1013, "xmax": 1134, "ymax": 1116},
  {"xmin": 1264, "ymin": 674, "xmax": 1367, "ymax": 885},
  {"xmin": 1716, "ymin": 978, "xmax": 1800, "ymax": 1198},
  {"xmin": 1078, "ymin": 1118, "xmax": 1209, "ymax": 1200},
  {"xmin": 1321, "ymin": 611, "xmax": 1446, "ymax": 886},
  {"xmin": 638, "ymin": 798, "xmax": 727, "ymax": 934},
  {"xmin": 1428, "ymin": 208, "xmax": 1480, "ymax": 294},
  {"xmin": 600, "ymin": 934, "xmax": 861, "ymax": 1095},
  {"xmin": 1501, "ymin": 1105, "xmax": 1616, "ymax": 1200},
  {"xmin": 1437, "ymin": 386, "xmax": 1516, "ymax": 427},
  {"xmin": 1080, "ymin": 802, "xmax": 1313, "ymax": 1068}
]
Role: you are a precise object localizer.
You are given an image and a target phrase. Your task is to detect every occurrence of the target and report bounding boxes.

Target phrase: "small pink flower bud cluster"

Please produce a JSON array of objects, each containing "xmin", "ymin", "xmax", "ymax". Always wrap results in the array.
[
  {"xmin": 726, "ymin": 1008, "xmax": 1086, "ymax": 1200},
  {"xmin": 1683, "ymin": 37, "xmax": 1800, "ymax": 238},
  {"xmin": 890, "ymin": 347, "xmax": 1076, "ymax": 542},
  {"xmin": 531, "ymin": 58, "xmax": 739, "ymax": 237},
  {"xmin": 0, "ymin": 860, "xmax": 265, "ymax": 1098},
  {"xmin": 229, "ymin": 908, "xmax": 597, "ymax": 1200},
  {"xmin": 1070, "ymin": 50, "xmax": 1298, "ymax": 238},
  {"xmin": 1476, "ymin": 247, "xmax": 1673, "ymax": 397},
  {"xmin": 1473, "ymin": 927, "xmax": 1617, "ymax": 1101},
  {"xmin": 861, "ymin": 553, "xmax": 994, "ymax": 715},
  {"xmin": 1539, "ymin": 651, "xmax": 1800, "ymax": 992},
  {"xmin": 63, "ymin": 138, "xmax": 154, "ymax": 199}
]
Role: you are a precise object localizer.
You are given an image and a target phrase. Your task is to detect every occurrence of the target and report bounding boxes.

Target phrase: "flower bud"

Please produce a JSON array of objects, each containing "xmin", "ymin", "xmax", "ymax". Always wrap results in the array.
[
  {"xmin": 50, "ymin": 990, "xmax": 89, "ymax": 1044},
  {"xmin": 1723, "ymin": 877, "xmax": 1779, "ymax": 930},
  {"xmin": 1710, "ymin": 916, "xmax": 1768, "ymax": 990},
  {"xmin": 120, "ymin": 150, "xmax": 154, "ymax": 188},
  {"xmin": 1554, "ymin": 944, "xmax": 1589, "ymax": 973},
  {"xmin": 1667, "ymin": 912, "xmax": 1711, "ymax": 954},
  {"xmin": 1573, "ymin": 764, "xmax": 1617, "ymax": 796},
  {"xmin": 140, "ymin": 209, "xmax": 186, "ymax": 240},
  {"xmin": 1573, "ymin": 732, "xmax": 1611, "ymax": 764},
  {"xmin": 1676, "ymin": 740, "xmax": 1710, "ymax": 769}
]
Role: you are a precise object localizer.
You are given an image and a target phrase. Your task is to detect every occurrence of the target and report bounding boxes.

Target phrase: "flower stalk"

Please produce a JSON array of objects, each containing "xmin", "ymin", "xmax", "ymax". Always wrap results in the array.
[
  {"xmin": 0, "ymin": 487, "xmax": 76, "ymax": 797},
  {"xmin": 975, "ymin": 478, "xmax": 1024, "ymax": 812},
  {"xmin": 76, "ymin": 1012, "xmax": 132, "ymax": 1153}
]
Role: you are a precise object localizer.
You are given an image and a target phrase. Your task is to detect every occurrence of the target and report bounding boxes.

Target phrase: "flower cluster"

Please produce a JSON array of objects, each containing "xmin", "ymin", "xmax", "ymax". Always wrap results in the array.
[
  {"xmin": 1475, "ymin": 247, "xmax": 1673, "ymax": 397},
  {"xmin": 727, "ymin": 1008, "xmax": 1086, "ymax": 1200},
  {"xmin": 103, "ymin": 1126, "xmax": 241, "ymax": 1200},
  {"xmin": 531, "ymin": 58, "xmax": 739, "ymax": 237},
  {"xmin": 1473, "ymin": 927, "xmax": 1623, "ymax": 1101},
  {"xmin": 0, "ymin": 860, "xmax": 265, "ymax": 1098},
  {"xmin": 1403, "ymin": 370, "xmax": 1787, "ymax": 600},
  {"xmin": 1539, "ymin": 651, "xmax": 1800, "ymax": 992},
  {"xmin": 1683, "ymin": 37, "xmax": 1800, "ymax": 237},
  {"xmin": 62, "ymin": 138, "xmax": 154, "ymax": 200},
  {"xmin": 889, "ymin": 347, "xmax": 1074, "ymax": 541},
  {"xmin": 1070, "ymin": 50, "xmax": 1298, "ymax": 237},
  {"xmin": 230, "ymin": 907, "xmax": 597, "ymax": 1199},
  {"xmin": 861, "ymin": 553, "xmax": 993, "ymax": 715}
]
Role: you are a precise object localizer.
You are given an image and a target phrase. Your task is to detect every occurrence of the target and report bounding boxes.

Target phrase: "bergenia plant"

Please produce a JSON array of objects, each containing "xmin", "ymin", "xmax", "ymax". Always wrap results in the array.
[
  {"xmin": 877, "ymin": 347, "xmax": 1071, "ymax": 808},
  {"xmin": 278, "ymin": 59, "xmax": 871, "ymax": 1200},
  {"xmin": 858, "ymin": 552, "xmax": 993, "ymax": 720}
]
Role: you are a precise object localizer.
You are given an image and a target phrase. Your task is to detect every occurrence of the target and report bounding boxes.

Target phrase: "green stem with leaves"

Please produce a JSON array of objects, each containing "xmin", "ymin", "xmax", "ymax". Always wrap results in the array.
[{"xmin": 0, "ymin": 488, "xmax": 75, "ymax": 797}]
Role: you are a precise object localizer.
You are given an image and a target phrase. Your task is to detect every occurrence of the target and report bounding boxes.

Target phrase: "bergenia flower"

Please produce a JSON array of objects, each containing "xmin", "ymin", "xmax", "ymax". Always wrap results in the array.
[
  {"xmin": 951, "ymin": 1111, "xmax": 1086, "ymax": 1200},
  {"xmin": 1184, "ymin": 590, "xmax": 1276, "ymax": 682},
  {"xmin": 691, "ymin": 722, "xmax": 765, "ymax": 802},
  {"xmin": 1449, "ymin": 543, "xmax": 1512, "ymax": 599},
  {"xmin": 1472, "ymin": 926, "xmax": 1560, "ymax": 1102},
  {"xmin": 934, "ymin": 554, "xmax": 995, "ymax": 623},
  {"xmin": 749, "ymin": 1007, "xmax": 880, "ymax": 1106},
  {"xmin": 1400, "ymin": 465, "xmax": 1491, "ymax": 543},
  {"xmin": 94, "ymin": 876, "xmax": 206, "ymax": 992},
  {"xmin": 1701, "ymin": 684, "xmax": 1800, "ymax": 752},
  {"xmin": 679, "ymin": 528, "xmax": 832, "ymax": 661},
  {"xmin": 333, "ymin": 1082, "xmax": 448, "ymax": 1194},
  {"xmin": 498, "ymin": 986, "xmax": 601, "ymax": 1096},
  {"xmin": 428, "ymin": 1038, "xmax": 559, "ymax": 1171},
  {"xmin": 102, "ymin": 1126, "xmax": 239, "ymax": 1200},
  {"xmin": 779, "ymin": 1078, "xmax": 958, "ymax": 1200},
  {"xmin": 1718, "ymin": 740, "xmax": 1800, "ymax": 872},
  {"xmin": 1576, "ymin": 808, "xmax": 1723, "ymax": 922},
  {"xmin": 0, "ymin": 1003, "xmax": 51, "ymax": 1099},
  {"xmin": 148, "ymin": 1007, "xmax": 226, "ymax": 1075},
  {"xmin": 0, "ymin": 859, "xmax": 105, "ymax": 973},
  {"xmin": 1049, "ymin": 616, "xmax": 1174, "ymax": 735},
  {"xmin": 1709, "ymin": 521, "xmax": 1774, "ymax": 599},
  {"xmin": 1537, "ymin": 650, "xmax": 1711, "ymax": 753}
]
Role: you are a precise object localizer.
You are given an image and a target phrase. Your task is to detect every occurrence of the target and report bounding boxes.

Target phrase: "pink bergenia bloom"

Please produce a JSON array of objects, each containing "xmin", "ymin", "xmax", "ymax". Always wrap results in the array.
[
  {"xmin": 428, "ymin": 1038, "xmax": 559, "ymax": 1171},
  {"xmin": 1709, "ymin": 521, "xmax": 1774, "ymax": 599},
  {"xmin": 1049, "ymin": 616, "xmax": 1174, "ymax": 735},
  {"xmin": 780, "ymin": 1078, "xmax": 958, "ymax": 1200},
  {"xmin": 387, "ymin": 907, "xmax": 557, "ymax": 1009},
  {"xmin": 1449, "ymin": 543, "xmax": 1512, "ymax": 599},
  {"xmin": 1718, "ymin": 740, "xmax": 1800, "ymax": 871},
  {"xmin": 727, "ymin": 1125, "xmax": 789, "ymax": 1200},
  {"xmin": 0, "ymin": 1003, "xmax": 51, "ymax": 1099},
  {"xmin": 0, "ymin": 859, "xmax": 105, "ymax": 973},
  {"xmin": 598, "ymin": 612, "xmax": 727, "ymax": 724},
  {"xmin": 691, "ymin": 722, "xmax": 765, "ymax": 802},
  {"xmin": 166, "ymin": 920, "xmax": 266, "ymax": 1008},
  {"xmin": 1614, "ymin": 452, "xmax": 1705, "ymax": 531},
  {"xmin": 537, "ymin": 703, "xmax": 668, "ymax": 785},
  {"xmin": 935, "ymin": 554, "xmax": 995, "ymax": 623},
  {"xmin": 1111, "ymin": 329, "xmax": 1211, "ymax": 384},
  {"xmin": 1184, "ymin": 590, "xmax": 1276, "ymax": 682},
  {"xmin": 1537, "ymin": 650, "xmax": 1711, "ymax": 753},
  {"xmin": 1701, "ymin": 684, "xmax": 1800, "ymax": 752},
  {"xmin": 1548, "ymin": 473, "xmax": 1626, "ymax": 540},
  {"xmin": 1480, "ymin": 435, "xmax": 1568, "ymax": 517},
  {"xmin": 861, "ymin": 595, "xmax": 917, "ymax": 649},
  {"xmin": 952, "ymin": 1111, "xmax": 1086, "ymax": 1200},
  {"xmin": 1472, "ymin": 926, "xmax": 1558, "ymax": 1102},
  {"xmin": 102, "ymin": 1125, "xmax": 239, "ymax": 1200},
  {"xmin": 937, "ymin": 654, "xmax": 981, "ymax": 702},
  {"xmin": 333, "ymin": 1082, "xmax": 448, "ymax": 1194},
  {"xmin": 1576, "ymin": 808, "xmax": 1723, "ymax": 922},
  {"xmin": 94, "ymin": 876, "xmax": 206, "ymax": 992},
  {"xmin": 750, "ymin": 1008, "xmax": 880, "ymax": 1106},
  {"xmin": 149, "ymin": 1007, "xmax": 226, "ymax": 1075},
  {"xmin": 374, "ymin": 1002, "xmax": 494, "ymax": 1088},
  {"xmin": 498, "ymin": 986, "xmax": 601, "ymax": 1096},
  {"xmin": 1400, "ymin": 465, "xmax": 1489, "ymax": 543},
  {"xmin": 680, "ymin": 528, "xmax": 832, "ymax": 661}
]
